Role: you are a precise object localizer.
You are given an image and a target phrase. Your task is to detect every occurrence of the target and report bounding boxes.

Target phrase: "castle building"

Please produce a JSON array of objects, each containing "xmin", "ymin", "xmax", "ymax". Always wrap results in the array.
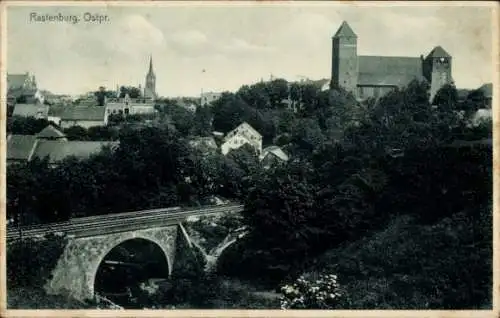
[
  {"xmin": 144, "ymin": 55, "xmax": 157, "ymax": 99},
  {"xmin": 331, "ymin": 21, "xmax": 453, "ymax": 102}
]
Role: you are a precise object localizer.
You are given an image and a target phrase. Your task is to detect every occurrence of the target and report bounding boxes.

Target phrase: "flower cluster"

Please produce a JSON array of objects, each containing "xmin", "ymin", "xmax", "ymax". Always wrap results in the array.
[{"xmin": 279, "ymin": 273, "xmax": 342, "ymax": 309}]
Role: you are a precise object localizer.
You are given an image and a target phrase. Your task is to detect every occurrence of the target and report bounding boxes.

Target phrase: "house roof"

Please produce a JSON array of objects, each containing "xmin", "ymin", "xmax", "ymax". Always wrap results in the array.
[
  {"xmin": 60, "ymin": 107, "xmax": 107, "ymax": 121},
  {"xmin": 357, "ymin": 56, "xmax": 424, "ymax": 87},
  {"xmin": 37, "ymin": 125, "xmax": 66, "ymax": 139},
  {"xmin": 12, "ymin": 104, "xmax": 49, "ymax": 117},
  {"xmin": 7, "ymin": 135, "xmax": 38, "ymax": 161},
  {"xmin": 426, "ymin": 46, "xmax": 451, "ymax": 59},
  {"xmin": 262, "ymin": 145, "xmax": 289, "ymax": 162},
  {"xmin": 33, "ymin": 140, "xmax": 119, "ymax": 163},
  {"xmin": 7, "ymin": 74, "xmax": 30, "ymax": 90},
  {"xmin": 478, "ymin": 83, "xmax": 493, "ymax": 98},
  {"xmin": 224, "ymin": 122, "xmax": 262, "ymax": 142},
  {"xmin": 48, "ymin": 106, "xmax": 66, "ymax": 117},
  {"xmin": 334, "ymin": 21, "xmax": 357, "ymax": 38}
]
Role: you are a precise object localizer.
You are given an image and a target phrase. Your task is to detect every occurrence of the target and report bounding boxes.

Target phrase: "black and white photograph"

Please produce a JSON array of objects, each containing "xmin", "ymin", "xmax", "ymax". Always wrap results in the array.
[{"xmin": 2, "ymin": 1, "xmax": 497, "ymax": 314}]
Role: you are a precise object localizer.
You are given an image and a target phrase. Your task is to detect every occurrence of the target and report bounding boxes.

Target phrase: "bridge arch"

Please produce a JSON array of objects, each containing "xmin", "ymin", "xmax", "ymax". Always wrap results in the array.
[{"xmin": 87, "ymin": 232, "xmax": 174, "ymax": 299}]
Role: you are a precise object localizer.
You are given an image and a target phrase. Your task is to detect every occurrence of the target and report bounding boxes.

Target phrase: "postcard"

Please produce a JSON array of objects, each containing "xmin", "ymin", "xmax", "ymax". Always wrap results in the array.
[{"xmin": 1, "ymin": 1, "xmax": 498, "ymax": 317}]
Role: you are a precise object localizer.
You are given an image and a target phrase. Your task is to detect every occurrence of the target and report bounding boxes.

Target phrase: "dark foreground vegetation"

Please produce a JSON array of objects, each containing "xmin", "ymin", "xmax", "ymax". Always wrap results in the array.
[{"xmin": 7, "ymin": 80, "xmax": 492, "ymax": 309}]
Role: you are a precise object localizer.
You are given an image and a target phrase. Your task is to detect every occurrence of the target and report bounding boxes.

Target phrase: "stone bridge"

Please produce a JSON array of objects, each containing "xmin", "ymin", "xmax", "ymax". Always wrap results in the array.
[{"xmin": 7, "ymin": 204, "xmax": 245, "ymax": 302}]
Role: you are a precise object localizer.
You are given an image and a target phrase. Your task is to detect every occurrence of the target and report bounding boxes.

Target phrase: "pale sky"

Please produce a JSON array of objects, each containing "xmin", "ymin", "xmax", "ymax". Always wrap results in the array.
[{"xmin": 6, "ymin": 2, "xmax": 496, "ymax": 97}]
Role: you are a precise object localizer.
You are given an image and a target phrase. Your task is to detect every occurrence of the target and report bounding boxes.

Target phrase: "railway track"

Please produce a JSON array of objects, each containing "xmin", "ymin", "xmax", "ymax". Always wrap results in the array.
[{"xmin": 7, "ymin": 203, "xmax": 244, "ymax": 241}]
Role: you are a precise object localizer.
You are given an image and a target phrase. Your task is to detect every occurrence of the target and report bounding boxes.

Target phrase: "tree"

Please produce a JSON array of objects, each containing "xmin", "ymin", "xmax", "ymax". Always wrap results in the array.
[
  {"xmin": 9, "ymin": 117, "xmax": 50, "ymax": 135},
  {"xmin": 265, "ymin": 79, "xmax": 290, "ymax": 108},
  {"xmin": 63, "ymin": 126, "xmax": 89, "ymax": 141},
  {"xmin": 119, "ymin": 86, "xmax": 142, "ymax": 98},
  {"xmin": 237, "ymin": 83, "xmax": 271, "ymax": 109},
  {"xmin": 244, "ymin": 161, "xmax": 318, "ymax": 262},
  {"xmin": 95, "ymin": 86, "xmax": 107, "ymax": 106},
  {"xmin": 290, "ymin": 118, "xmax": 325, "ymax": 155},
  {"xmin": 226, "ymin": 144, "xmax": 260, "ymax": 174},
  {"xmin": 193, "ymin": 106, "xmax": 213, "ymax": 137}
]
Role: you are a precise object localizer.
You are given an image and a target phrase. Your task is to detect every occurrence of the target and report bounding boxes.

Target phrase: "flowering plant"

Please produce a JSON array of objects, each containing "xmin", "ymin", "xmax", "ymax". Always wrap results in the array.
[{"xmin": 279, "ymin": 273, "xmax": 342, "ymax": 309}]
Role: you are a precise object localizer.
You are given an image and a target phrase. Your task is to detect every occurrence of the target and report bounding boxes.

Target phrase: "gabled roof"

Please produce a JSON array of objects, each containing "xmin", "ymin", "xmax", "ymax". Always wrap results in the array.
[
  {"xmin": 7, "ymin": 135, "xmax": 38, "ymax": 161},
  {"xmin": 358, "ymin": 56, "xmax": 424, "ymax": 87},
  {"xmin": 60, "ymin": 107, "xmax": 107, "ymax": 121},
  {"xmin": 224, "ymin": 122, "xmax": 262, "ymax": 142},
  {"xmin": 478, "ymin": 83, "xmax": 493, "ymax": 98},
  {"xmin": 7, "ymin": 74, "xmax": 30, "ymax": 90},
  {"xmin": 37, "ymin": 125, "xmax": 66, "ymax": 139},
  {"xmin": 334, "ymin": 21, "xmax": 357, "ymax": 38},
  {"xmin": 12, "ymin": 104, "xmax": 49, "ymax": 117},
  {"xmin": 33, "ymin": 140, "xmax": 119, "ymax": 163},
  {"xmin": 426, "ymin": 46, "xmax": 451, "ymax": 59},
  {"xmin": 261, "ymin": 145, "xmax": 289, "ymax": 162}
]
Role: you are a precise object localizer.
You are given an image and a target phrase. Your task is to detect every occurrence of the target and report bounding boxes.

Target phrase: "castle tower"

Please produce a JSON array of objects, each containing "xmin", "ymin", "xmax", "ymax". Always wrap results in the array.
[
  {"xmin": 331, "ymin": 21, "xmax": 358, "ymax": 95},
  {"xmin": 424, "ymin": 46, "xmax": 453, "ymax": 103},
  {"xmin": 144, "ymin": 55, "xmax": 156, "ymax": 99}
]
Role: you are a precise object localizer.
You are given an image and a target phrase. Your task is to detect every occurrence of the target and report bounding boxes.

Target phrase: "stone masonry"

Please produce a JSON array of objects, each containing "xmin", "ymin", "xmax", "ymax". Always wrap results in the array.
[{"xmin": 45, "ymin": 226, "xmax": 178, "ymax": 301}]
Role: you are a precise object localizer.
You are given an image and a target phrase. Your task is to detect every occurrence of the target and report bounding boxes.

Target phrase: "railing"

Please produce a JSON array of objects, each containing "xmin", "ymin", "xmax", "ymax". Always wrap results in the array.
[{"xmin": 94, "ymin": 293, "xmax": 124, "ymax": 310}]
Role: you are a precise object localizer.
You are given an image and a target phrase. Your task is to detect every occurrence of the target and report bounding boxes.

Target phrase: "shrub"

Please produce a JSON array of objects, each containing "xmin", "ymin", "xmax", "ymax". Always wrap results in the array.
[
  {"xmin": 7, "ymin": 234, "xmax": 67, "ymax": 288},
  {"xmin": 280, "ymin": 273, "xmax": 343, "ymax": 309}
]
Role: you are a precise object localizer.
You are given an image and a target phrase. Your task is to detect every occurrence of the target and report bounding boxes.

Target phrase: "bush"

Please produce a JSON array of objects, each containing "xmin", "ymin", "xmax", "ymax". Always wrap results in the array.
[
  {"xmin": 310, "ymin": 208, "xmax": 492, "ymax": 309},
  {"xmin": 280, "ymin": 273, "xmax": 343, "ymax": 309},
  {"xmin": 7, "ymin": 234, "xmax": 67, "ymax": 289}
]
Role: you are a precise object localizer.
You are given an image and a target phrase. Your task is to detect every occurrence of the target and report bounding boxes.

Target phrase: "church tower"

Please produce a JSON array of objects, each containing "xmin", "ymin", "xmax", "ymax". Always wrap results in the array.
[
  {"xmin": 144, "ymin": 55, "xmax": 156, "ymax": 99},
  {"xmin": 331, "ymin": 21, "xmax": 358, "ymax": 95},
  {"xmin": 424, "ymin": 46, "xmax": 453, "ymax": 103}
]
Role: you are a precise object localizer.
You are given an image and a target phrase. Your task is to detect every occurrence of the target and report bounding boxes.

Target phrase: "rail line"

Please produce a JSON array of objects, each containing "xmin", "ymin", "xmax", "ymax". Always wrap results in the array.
[{"xmin": 7, "ymin": 204, "xmax": 244, "ymax": 241}]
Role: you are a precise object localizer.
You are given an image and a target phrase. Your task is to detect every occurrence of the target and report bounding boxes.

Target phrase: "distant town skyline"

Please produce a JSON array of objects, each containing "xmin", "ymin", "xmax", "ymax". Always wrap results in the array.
[{"xmin": 6, "ymin": 3, "xmax": 496, "ymax": 97}]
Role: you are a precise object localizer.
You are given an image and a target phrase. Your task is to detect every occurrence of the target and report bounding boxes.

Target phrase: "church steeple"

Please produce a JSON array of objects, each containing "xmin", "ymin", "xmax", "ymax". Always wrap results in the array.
[
  {"xmin": 144, "ymin": 54, "xmax": 156, "ymax": 99},
  {"xmin": 148, "ymin": 54, "xmax": 155, "ymax": 76}
]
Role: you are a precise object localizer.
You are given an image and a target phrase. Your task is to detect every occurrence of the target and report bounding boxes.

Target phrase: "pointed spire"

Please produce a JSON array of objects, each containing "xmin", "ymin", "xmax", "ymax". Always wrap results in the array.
[
  {"xmin": 333, "ymin": 21, "xmax": 357, "ymax": 38},
  {"xmin": 149, "ymin": 54, "xmax": 154, "ymax": 73}
]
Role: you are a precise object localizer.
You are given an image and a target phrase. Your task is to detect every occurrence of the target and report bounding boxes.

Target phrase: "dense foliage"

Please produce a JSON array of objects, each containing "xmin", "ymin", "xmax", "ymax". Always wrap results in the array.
[
  {"xmin": 6, "ymin": 78, "xmax": 492, "ymax": 309},
  {"xmin": 7, "ymin": 234, "xmax": 68, "ymax": 288}
]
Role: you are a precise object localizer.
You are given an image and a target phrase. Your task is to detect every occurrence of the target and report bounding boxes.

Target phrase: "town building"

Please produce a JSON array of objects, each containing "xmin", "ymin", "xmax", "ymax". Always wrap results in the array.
[
  {"xmin": 201, "ymin": 92, "xmax": 223, "ymax": 106},
  {"xmin": 106, "ymin": 93, "xmax": 156, "ymax": 116},
  {"xmin": 259, "ymin": 145, "xmax": 289, "ymax": 169},
  {"xmin": 12, "ymin": 104, "xmax": 50, "ymax": 119},
  {"xmin": 7, "ymin": 125, "xmax": 119, "ymax": 166},
  {"xmin": 7, "ymin": 72, "xmax": 45, "ymax": 104},
  {"xmin": 221, "ymin": 122, "xmax": 263, "ymax": 156},
  {"xmin": 331, "ymin": 21, "xmax": 453, "ymax": 102},
  {"xmin": 59, "ymin": 107, "xmax": 109, "ymax": 129}
]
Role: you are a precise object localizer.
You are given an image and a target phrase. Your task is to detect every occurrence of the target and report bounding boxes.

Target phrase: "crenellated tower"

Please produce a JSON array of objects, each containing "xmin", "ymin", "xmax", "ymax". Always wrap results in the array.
[
  {"xmin": 423, "ymin": 46, "xmax": 453, "ymax": 103},
  {"xmin": 331, "ymin": 21, "xmax": 358, "ymax": 95}
]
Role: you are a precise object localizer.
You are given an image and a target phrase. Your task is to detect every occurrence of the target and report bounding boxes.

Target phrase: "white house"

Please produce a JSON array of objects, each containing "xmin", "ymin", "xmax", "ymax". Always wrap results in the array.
[
  {"xmin": 221, "ymin": 122, "xmax": 262, "ymax": 156},
  {"xmin": 106, "ymin": 94, "xmax": 156, "ymax": 116}
]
